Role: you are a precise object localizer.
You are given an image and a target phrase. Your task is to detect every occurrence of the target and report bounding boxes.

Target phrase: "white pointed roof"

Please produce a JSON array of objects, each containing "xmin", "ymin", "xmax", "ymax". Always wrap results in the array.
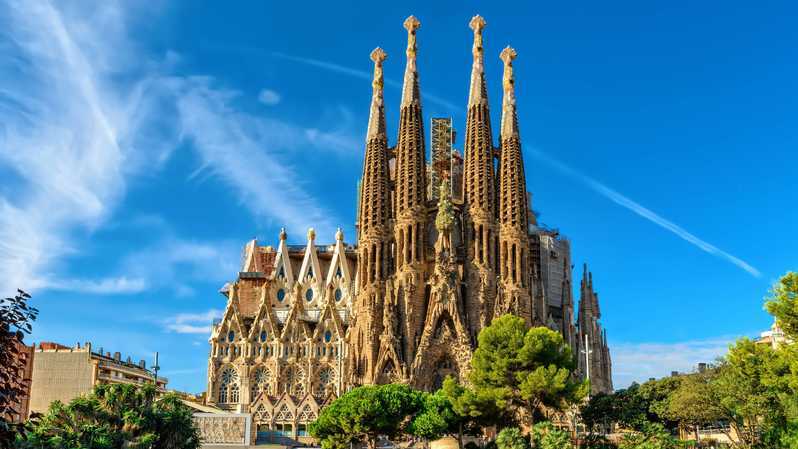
[
  {"xmin": 272, "ymin": 228, "xmax": 295, "ymax": 283},
  {"xmin": 297, "ymin": 228, "xmax": 323, "ymax": 288},
  {"xmin": 326, "ymin": 228, "xmax": 352, "ymax": 286}
]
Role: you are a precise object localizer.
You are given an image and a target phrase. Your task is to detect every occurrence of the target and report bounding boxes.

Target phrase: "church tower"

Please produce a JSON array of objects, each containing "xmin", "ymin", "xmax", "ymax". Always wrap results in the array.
[
  {"xmin": 350, "ymin": 47, "xmax": 392, "ymax": 385},
  {"xmin": 463, "ymin": 16, "xmax": 498, "ymax": 340},
  {"xmin": 496, "ymin": 46, "xmax": 534, "ymax": 324},
  {"xmin": 576, "ymin": 264, "xmax": 614, "ymax": 394},
  {"xmin": 392, "ymin": 16, "xmax": 429, "ymax": 369}
]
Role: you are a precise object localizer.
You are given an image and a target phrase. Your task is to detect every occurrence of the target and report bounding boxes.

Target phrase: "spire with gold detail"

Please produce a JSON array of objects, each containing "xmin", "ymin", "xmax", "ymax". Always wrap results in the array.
[
  {"xmin": 394, "ymin": 15, "xmax": 427, "ymax": 272},
  {"xmin": 463, "ymin": 15, "xmax": 498, "ymax": 338}
]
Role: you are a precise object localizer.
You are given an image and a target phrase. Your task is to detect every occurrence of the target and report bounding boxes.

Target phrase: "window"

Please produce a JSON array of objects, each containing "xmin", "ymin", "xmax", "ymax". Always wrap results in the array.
[
  {"xmin": 334, "ymin": 288, "xmax": 342, "ymax": 301},
  {"xmin": 307, "ymin": 266, "xmax": 313, "ymax": 278},
  {"xmin": 335, "ymin": 266, "xmax": 342, "ymax": 278},
  {"xmin": 278, "ymin": 265, "xmax": 285, "ymax": 278},
  {"xmin": 260, "ymin": 331, "xmax": 268, "ymax": 342},
  {"xmin": 305, "ymin": 289, "xmax": 313, "ymax": 301},
  {"xmin": 228, "ymin": 331, "xmax": 235, "ymax": 342},
  {"xmin": 219, "ymin": 367, "xmax": 239, "ymax": 403},
  {"xmin": 324, "ymin": 330, "xmax": 332, "ymax": 343},
  {"xmin": 276, "ymin": 289, "xmax": 285, "ymax": 302}
]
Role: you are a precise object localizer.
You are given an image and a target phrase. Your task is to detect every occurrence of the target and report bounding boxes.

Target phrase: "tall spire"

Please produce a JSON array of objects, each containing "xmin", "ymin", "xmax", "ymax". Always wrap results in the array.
[
  {"xmin": 500, "ymin": 46, "xmax": 519, "ymax": 139},
  {"xmin": 468, "ymin": 15, "xmax": 488, "ymax": 106},
  {"xmin": 401, "ymin": 15, "xmax": 421, "ymax": 107},
  {"xmin": 366, "ymin": 47, "xmax": 387, "ymax": 142},
  {"xmin": 394, "ymin": 15, "xmax": 427, "ymax": 270},
  {"xmin": 463, "ymin": 14, "xmax": 498, "ymax": 339},
  {"xmin": 357, "ymin": 47, "xmax": 392, "ymax": 287},
  {"xmin": 497, "ymin": 45, "xmax": 532, "ymax": 322}
]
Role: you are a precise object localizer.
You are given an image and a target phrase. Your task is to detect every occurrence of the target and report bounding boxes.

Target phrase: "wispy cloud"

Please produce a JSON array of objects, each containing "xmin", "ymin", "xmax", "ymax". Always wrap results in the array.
[
  {"xmin": 40, "ymin": 277, "xmax": 148, "ymax": 295},
  {"xmin": 0, "ymin": 1, "xmax": 352, "ymax": 294},
  {"xmin": 258, "ymin": 88, "xmax": 281, "ymax": 106},
  {"xmin": 530, "ymin": 149, "xmax": 762, "ymax": 278},
  {"xmin": 271, "ymin": 52, "xmax": 460, "ymax": 112},
  {"xmin": 163, "ymin": 309, "xmax": 222, "ymax": 335},
  {"xmin": 611, "ymin": 336, "xmax": 740, "ymax": 388}
]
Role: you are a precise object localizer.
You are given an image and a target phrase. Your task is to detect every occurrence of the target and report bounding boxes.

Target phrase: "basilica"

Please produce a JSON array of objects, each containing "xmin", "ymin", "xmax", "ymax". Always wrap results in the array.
[{"xmin": 205, "ymin": 15, "xmax": 612, "ymax": 441}]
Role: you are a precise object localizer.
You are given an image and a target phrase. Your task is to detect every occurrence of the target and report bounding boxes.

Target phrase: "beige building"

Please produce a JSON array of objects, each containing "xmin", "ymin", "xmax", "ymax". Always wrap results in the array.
[
  {"xmin": 206, "ymin": 15, "xmax": 613, "ymax": 445},
  {"xmin": 28, "ymin": 341, "xmax": 167, "ymax": 415}
]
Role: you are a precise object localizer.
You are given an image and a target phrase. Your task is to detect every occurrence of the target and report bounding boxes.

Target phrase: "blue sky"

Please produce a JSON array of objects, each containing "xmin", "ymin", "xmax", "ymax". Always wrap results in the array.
[{"xmin": 1, "ymin": 0, "xmax": 795, "ymax": 393}]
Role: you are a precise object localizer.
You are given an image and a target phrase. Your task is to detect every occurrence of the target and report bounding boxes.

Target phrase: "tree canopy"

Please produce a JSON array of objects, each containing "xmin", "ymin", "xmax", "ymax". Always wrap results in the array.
[
  {"xmin": 310, "ymin": 383, "xmax": 424, "ymax": 449},
  {"xmin": 14, "ymin": 383, "xmax": 200, "ymax": 449},
  {"xmin": 468, "ymin": 315, "xmax": 586, "ymax": 426}
]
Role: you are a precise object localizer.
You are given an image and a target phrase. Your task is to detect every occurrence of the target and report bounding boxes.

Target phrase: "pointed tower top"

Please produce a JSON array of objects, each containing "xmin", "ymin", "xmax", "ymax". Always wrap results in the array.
[
  {"xmin": 335, "ymin": 227, "xmax": 344, "ymax": 242},
  {"xmin": 468, "ymin": 15, "xmax": 488, "ymax": 106},
  {"xmin": 307, "ymin": 227, "xmax": 316, "ymax": 241},
  {"xmin": 366, "ymin": 47, "xmax": 387, "ymax": 141},
  {"xmin": 279, "ymin": 227, "xmax": 287, "ymax": 241},
  {"xmin": 500, "ymin": 46, "xmax": 519, "ymax": 138},
  {"xmin": 401, "ymin": 16, "xmax": 422, "ymax": 107}
]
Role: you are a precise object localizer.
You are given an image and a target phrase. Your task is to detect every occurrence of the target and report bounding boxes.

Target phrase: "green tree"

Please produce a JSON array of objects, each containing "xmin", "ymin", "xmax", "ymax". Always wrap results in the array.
[
  {"xmin": 708, "ymin": 338, "xmax": 790, "ymax": 448},
  {"xmin": 15, "ymin": 383, "xmax": 200, "ymax": 449},
  {"xmin": 0, "ymin": 290, "xmax": 37, "ymax": 449},
  {"xmin": 666, "ymin": 370, "xmax": 722, "ymax": 442},
  {"xmin": 310, "ymin": 383, "xmax": 424, "ymax": 449},
  {"xmin": 469, "ymin": 315, "xmax": 586, "ymax": 426},
  {"xmin": 496, "ymin": 427, "xmax": 529, "ymax": 449},
  {"xmin": 408, "ymin": 390, "xmax": 459, "ymax": 441},
  {"xmin": 617, "ymin": 422, "xmax": 680, "ymax": 449},
  {"xmin": 529, "ymin": 422, "xmax": 574, "ymax": 449},
  {"xmin": 765, "ymin": 272, "xmax": 798, "ymax": 340}
]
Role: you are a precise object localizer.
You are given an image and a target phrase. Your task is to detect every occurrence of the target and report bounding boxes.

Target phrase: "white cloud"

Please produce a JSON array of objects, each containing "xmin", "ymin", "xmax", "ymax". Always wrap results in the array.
[
  {"xmin": 0, "ymin": 1, "xmax": 353, "ymax": 295},
  {"xmin": 41, "ymin": 276, "xmax": 148, "ymax": 295},
  {"xmin": 529, "ymin": 148, "xmax": 762, "ymax": 278},
  {"xmin": 611, "ymin": 336, "xmax": 738, "ymax": 388},
  {"xmin": 163, "ymin": 309, "xmax": 222, "ymax": 335},
  {"xmin": 258, "ymin": 88, "xmax": 281, "ymax": 105}
]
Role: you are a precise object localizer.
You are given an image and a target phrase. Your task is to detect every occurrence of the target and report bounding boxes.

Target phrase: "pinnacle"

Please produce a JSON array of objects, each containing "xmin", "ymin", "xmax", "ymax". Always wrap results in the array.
[
  {"xmin": 500, "ymin": 46, "xmax": 517, "ymax": 65},
  {"xmin": 370, "ymin": 47, "xmax": 387, "ymax": 64},
  {"xmin": 404, "ymin": 15, "xmax": 420, "ymax": 33},
  {"xmin": 469, "ymin": 15, "xmax": 486, "ymax": 33}
]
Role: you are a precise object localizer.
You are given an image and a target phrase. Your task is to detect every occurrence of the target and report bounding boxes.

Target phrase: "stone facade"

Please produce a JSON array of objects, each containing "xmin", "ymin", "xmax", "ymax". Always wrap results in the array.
[{"xmin": 206, "ymin": 15, "xmax": 613, "ymax": 444}]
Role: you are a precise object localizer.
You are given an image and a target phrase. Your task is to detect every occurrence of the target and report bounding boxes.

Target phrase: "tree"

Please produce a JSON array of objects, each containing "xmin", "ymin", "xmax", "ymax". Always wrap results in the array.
[
  {"xmin": 0, "ymin": 290, "xmax": 37, "ymax": 448},
  {"xmin": 310, "ymin": 384, "xmax": 424, "ymax": 449},
  {"xmin": 529, "ymin": 422, "xmax": 573, "ymax": 449},
  {"xmin": 469, "ymin": 315, "xmax": 586, "ymax": 426},
  {"xmin": 765, "ymin": 271, "xmax": 798, "ymax": 340},
  {"xmin": 617, "ymin": 422, "xmax": 680, "ymax": 449},
  {"xmin": 711, "ymin": 338, "xmax": 789, "ymax": 448},
  {"xmin": 666, "ymin": 370, "xmax": 723, "ymax": 441},
  {"xmin": 408, "ymin": 390, "xmax": 459, "ymax": 441},
  {"xmin": 439, "ymin": 376, "xmax": 500, "ymax": 439},
  {"xmin": 15, "ymin": 383, "xmax": 200, "ymax": 449},
  {"xmin": 495, "ymin": 427, "xmax": 528, "ymax": 449}
]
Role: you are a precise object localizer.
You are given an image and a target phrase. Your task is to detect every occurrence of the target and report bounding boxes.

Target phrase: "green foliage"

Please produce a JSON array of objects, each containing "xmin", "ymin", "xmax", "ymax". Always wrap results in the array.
[
  {"xmin": 495, "ymin": 427, "xmax": 529, "ymax": 449},
  {"xmin": 617, "ymin": 422, "xmax": 682, "ymax": 449},
  {"xmin": 1, "ymin": 290, "xmax": 38, "ymax": 448},
  {"xmin": 310, "ymin": 384, "xmax": 424, "ymax": 449},
  {"xmin": 765, "ymin": 271, "xmax": 798, "ymax": 340},
  {"xmin": 581, "ymin": 381, "xmax": 676, "ymax": 432},
  {"xmin": 14, "ymin": 383, "xmax": 199, "ymax": 449},
  {"xmin": 441, "ymin": 376, "xmax": 501, "ymax": 430},
  {"xmin": 666, "ymin": 370, "xmax": 722, "ymax": 434},
  {"xmin": 408, "ymin": 389, "xmax": 459, "ymax": 440},
  {"xmin": 529, "ymin": 422, "xmax": 573, "ymax": 449},
  {"xmin": 469, "ymin": 315, "xmax": 585, "ymax": 426}
]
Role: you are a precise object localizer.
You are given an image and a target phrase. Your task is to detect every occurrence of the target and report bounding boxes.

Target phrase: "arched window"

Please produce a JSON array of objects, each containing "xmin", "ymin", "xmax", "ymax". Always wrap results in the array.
[
  {"xmin": 316, "ymin": 367, "xmax": 334, "ymax": 398},
  {"xmin": 251, "ymin": 366, "xmax": 272, "ymax": 399},
  {"xmin": 227, "ymin": 331, "xmax": 235, "ymax": 342},
  {"xmin": 278, "ymin": 265, "xmax": 285, "ymax": 279},
  {"xmin": 335, "ymin": 266, "xmax": 342, "ymax": 278},
  {"xmin": 218, "ymin": 367, "xmax": 239, "ymax": 404},
  {"xmin": 324, "ymin": 330, "xmax": 332, "ymax": 343},
  {"xmin": 260, "ymin": 331, "xmax": 268, "ymax": 342},
  {"xmin": 276, "ymin": 288, "xmax": 286, "ymax": 302},
  {"xmin": 334, "ymin": 288, "xmax": 342, "ymax": 301},
  {"xmin": 305, "ymin": 289, "xmax": 314, "ymax": 302}
]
